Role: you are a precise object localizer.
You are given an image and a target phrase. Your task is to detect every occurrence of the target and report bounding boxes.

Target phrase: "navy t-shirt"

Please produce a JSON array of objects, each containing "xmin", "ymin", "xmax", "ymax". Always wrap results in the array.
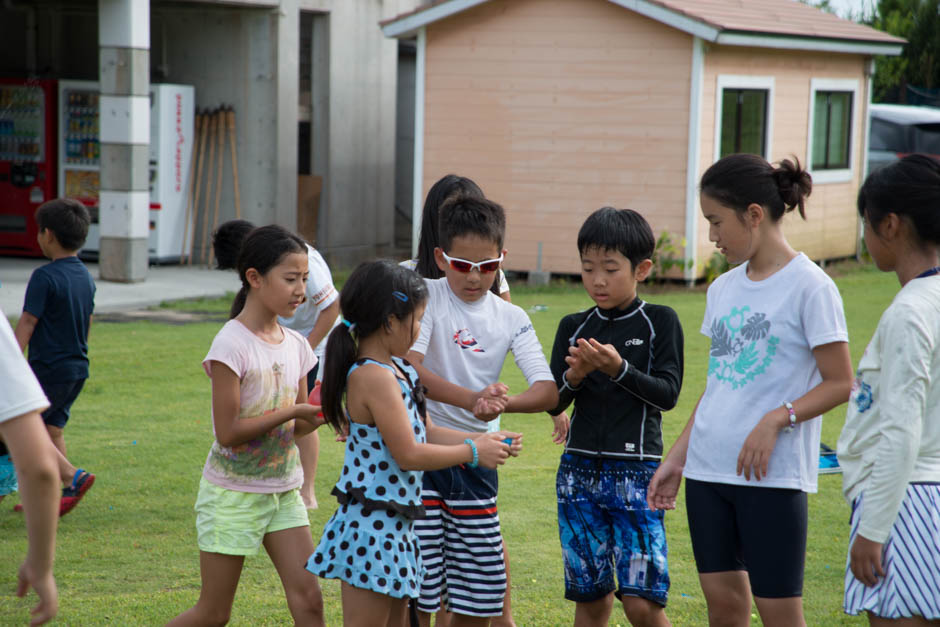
[{"xmin": 23, "ymin": 256, "xmax": 96, "ymax": 381}]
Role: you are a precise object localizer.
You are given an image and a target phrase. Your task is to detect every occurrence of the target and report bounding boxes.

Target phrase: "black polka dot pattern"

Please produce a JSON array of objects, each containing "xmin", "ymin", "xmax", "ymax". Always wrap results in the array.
[{"xmin": 302, "ymin": 357, "xmax": 429, "ymax": 600}]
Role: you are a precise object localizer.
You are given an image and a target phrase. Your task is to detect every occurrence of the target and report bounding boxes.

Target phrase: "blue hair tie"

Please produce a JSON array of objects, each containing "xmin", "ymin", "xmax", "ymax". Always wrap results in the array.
[
  {"xmin": 341, "ymin": 318, "xmax": 356, "ymax": 333},
  {"xmin": 392, "ymin": 290, "xmax": 408, "ymax": 303}
]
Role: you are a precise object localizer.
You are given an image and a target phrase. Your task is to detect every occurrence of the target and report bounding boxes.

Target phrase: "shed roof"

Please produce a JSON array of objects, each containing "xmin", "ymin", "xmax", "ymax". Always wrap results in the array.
[{"xmin": 382, "ymin": 0, "xmax": 904, "ymax": 56}]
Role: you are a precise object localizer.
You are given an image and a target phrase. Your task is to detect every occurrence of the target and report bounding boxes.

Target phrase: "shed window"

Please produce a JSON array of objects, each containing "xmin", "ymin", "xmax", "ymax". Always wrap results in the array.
[
  {"xmin": 719, "ymin": 89, "xmax": 767, "ymax": 158},
  {"xmin": 811, "ymin": 91, "xmax": 852, "ymax": 170}
]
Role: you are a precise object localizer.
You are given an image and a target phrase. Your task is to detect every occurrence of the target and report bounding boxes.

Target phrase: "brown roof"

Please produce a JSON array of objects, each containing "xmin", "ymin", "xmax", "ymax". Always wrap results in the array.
[
  {"xmin": 382, "ymin": 0, "xmax": 904, "ymax": 46},
  {"xmin": 650, "ymin": 0, "xmax": 903, "ymax": 43}
]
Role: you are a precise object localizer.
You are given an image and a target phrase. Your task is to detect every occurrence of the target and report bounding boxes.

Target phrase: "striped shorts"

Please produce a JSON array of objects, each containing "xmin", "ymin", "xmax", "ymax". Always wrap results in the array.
[
  {"xmin": 414, "ymin": 464, "xmax": 505, "ymax": 617},
  {"xmin": 844, "ymin": 483, "xmax": 940, "ymax": 619}
]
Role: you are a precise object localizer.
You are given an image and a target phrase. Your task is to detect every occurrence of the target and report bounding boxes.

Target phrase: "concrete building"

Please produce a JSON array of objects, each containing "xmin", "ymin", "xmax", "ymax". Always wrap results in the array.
[{"xmin": 0, "ymin": 0, "xmax": 421, "ymax": 270}]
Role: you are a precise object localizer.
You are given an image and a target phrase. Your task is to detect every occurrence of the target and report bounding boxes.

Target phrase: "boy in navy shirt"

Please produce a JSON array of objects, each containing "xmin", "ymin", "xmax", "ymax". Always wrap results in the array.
[
  {"xmin": 549, "ymin": 208, "xmax": 683, "ymax": 626},
  {"xmin": 13, "ymin": 198, "xmax": 96, "ymax": 516}
]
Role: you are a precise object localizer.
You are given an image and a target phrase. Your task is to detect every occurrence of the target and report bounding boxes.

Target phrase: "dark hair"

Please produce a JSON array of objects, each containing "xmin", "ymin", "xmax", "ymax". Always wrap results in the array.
[
  {"xmin": 700, "ymin": 154, "xmax": 812, "ymax": 222},
  {"xmin": 320, "ymin": 260, "xmax": 429, "ymax": 434},
  {"xmin": 213, "ymin": 219, "xmax": 255, "ymax": 270},
  {"xmin": 229, "ymin": 225, "xmax": 307, "ymax": 318},
  {"xmin": 577, "ymin": 207, "xmax": 655, "ymax": 269},
  {"xmin": 35, "ymin": 198, "xmax": 90, "ymax": 251},
  {"xmin": 858, "ymin": 153, "xmax": 940, "ymax": 245},
  {"xmin": 415, "ymin": 174, "xmax": 485, "ymax": 280},
  {"xmin": 438, "ymin": 196, "xmax": 506, "ymax": 253}
]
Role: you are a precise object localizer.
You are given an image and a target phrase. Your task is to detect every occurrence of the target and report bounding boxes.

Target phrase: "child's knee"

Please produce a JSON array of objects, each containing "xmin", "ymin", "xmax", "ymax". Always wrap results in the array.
[{"xmin": 620, "ymin": 595, "xmax": 665, "ymax": 626}]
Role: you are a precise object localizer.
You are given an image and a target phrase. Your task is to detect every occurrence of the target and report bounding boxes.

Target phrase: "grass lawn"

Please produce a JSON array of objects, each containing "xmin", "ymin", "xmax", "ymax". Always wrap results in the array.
[{"xmin": 1, "ymin": 261, "xmax": 896, "ymax": 625}]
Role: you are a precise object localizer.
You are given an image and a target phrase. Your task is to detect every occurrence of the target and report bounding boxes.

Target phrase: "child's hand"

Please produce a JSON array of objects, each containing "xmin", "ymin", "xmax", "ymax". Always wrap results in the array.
[
  {"xmin": 473, "ymin": 433, "xmax": 512, "ymax": 468},
  {"xmin": 575, "ymin": 338, "xmax": 624, "ymax": 378},
  {"xmin": 647, "ymin": 460, "xmax": 682, "ymax": 511},
  {"xmin": 565, "ymin": 346, "xmax": 593, "ymax": 383},
  {"xmin": 294, "ymin": 403, "xmax": 325, "ymax": 428},
  {"xmin": 849, "ymin": 534, "xmax": 886, "ymax": 587},
  {"xmin": 334, "ymin": 422, "xmax": 349, "ymax": 443},
  {"xmin": 550, "ymin": 412, "xmax": 569, "ymax": 444},
  {"xmin": 736, "ymin": 408, "xmax": 788, "ymax": 481},
  {"xmin": 472, "ymin": 397, "xmax": 506, "ymax": 422},
  {"xmin": 496, "ymin": 431, "xmax": 523, "ymax": 456},
  {"xmin": 472, "ymin": 383, "xmax": 509, "ymax": 421}
]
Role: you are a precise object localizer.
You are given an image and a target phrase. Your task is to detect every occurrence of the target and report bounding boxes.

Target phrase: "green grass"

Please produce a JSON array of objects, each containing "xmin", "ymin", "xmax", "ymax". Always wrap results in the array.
[{"xmin": 0, "ymin": 262, "xmax": 898, "ymax": 625}]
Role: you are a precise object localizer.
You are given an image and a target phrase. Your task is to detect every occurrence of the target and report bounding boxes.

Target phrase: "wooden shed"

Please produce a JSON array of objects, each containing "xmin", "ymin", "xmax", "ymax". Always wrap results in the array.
[{"xmin": 382, "ymin": 0, "xmax": 903, "ymax": 279}]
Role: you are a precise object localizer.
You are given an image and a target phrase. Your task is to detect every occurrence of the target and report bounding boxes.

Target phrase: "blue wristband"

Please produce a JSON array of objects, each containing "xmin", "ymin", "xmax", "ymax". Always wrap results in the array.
[{"xmin": 464, "ymin": 438, "xmax": 479, "ymax": 469}]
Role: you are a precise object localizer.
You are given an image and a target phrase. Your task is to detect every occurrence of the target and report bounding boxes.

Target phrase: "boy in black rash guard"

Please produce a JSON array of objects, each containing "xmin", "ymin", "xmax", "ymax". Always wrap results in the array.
[{"xmin": 549, "ymin": 207, "xmax": 683, "ymax": 627}]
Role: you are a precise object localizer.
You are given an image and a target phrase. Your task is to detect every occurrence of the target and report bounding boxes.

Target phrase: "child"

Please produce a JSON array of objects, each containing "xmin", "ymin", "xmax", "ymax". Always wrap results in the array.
[
  {"xmin": 168, "ymin": 225, "xmax": 325, "ymax": 626},
  {"xmin": 305, "ymin": 260, "xmax": 520, "ymax": 626},
  {"xmin": 13, "ymin": 198, "xmax": 96, "ymax": 517},
  {"xmin": 403, "ymin": 174, "xmax": 511, "ymax": 302},
  {"xmin": 404, "ymin": 178, "xmax": 522, "ymax": 627},
  {"xmin": 548, "ymin": 207, "xmax": 683, "ymax": 626},
  {"xmin": 0, "ymin": 307, "xmax": 61, "ymax": 626},
  {"xmin": 214, "ymin": 219, "xmax": 340, "ymax": 509},
  {"xmin": 837, "ymin": 154, "xmax": 940, "ymax": 622},
  {"xmin": 406, "ymin": 196, "xmax": 562, "ymax": 625},
  {"xmin": 647, "ymin": 154, "xmax": 854, "ymax": 626}
]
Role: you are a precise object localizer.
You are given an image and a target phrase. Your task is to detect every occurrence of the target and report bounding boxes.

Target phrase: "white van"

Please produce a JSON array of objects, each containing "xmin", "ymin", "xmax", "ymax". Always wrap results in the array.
[{"xmin": 868, "ymin": 104, "xmax": 940, "ymax": 173}]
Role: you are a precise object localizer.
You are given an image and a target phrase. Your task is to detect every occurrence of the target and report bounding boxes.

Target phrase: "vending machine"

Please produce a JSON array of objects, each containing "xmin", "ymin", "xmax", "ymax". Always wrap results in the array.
[
  {"xmin": 0, "ymin": 79, "xmax": 57, "ymax": 256},
  {"xmin": 59, "ymin": 81, "xmax": 195, "ymax": 263}
]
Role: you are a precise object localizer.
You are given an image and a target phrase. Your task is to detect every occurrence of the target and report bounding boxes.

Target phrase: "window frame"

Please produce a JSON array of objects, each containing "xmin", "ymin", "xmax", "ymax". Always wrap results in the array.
[
  {"xmin": 806, "ymin": 78, "xmax": 859, "ymax": 184},
  {"xmin": 713, "ymin": 74, "xmax": 775, "ymax": 163}
]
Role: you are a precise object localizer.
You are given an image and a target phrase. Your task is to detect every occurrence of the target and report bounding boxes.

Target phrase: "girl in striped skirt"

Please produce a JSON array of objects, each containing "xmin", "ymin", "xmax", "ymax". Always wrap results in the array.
[{"xmin": 837, "ymin": 154, "xmax": 940, "ymax": 624}]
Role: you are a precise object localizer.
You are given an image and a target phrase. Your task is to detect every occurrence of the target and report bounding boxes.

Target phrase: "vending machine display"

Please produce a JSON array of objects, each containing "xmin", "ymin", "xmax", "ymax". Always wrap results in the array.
[
  {"xmin": 0, "ymin": 79, "xmax": 57, "ymax": 256},
  {"xmin": 58, "ymin": 81, "xmax": 194, "ymax": 262},
  {"xmin": 58, "ymin": 81, "xmax": 99, "ymax": 210}
]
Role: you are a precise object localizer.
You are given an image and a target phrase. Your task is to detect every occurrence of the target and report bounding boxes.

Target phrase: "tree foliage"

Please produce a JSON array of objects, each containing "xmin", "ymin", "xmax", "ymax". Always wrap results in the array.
[{"xmin": 870, "ymin": 0, "xmax": 940, "ymax": 101}]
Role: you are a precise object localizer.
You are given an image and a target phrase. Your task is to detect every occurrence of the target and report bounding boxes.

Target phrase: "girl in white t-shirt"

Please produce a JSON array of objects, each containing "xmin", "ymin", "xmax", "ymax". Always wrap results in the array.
[
  {"xmin": 169, "ymin": 225, "xmax": 326, "ymax": 626},
  {"xmin": 648, "ymin": 154, "xmax": 853, "ymax": 626},
  {"xmin": 838, "ymin": 154, "xmax": 940, "ymax": 623}
]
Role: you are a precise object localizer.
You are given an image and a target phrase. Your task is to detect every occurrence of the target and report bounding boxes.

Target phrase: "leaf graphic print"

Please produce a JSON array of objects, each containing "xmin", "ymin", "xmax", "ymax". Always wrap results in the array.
[
  {"xmin": 710, "ymin": 319, "xmax": 733, "ymax": 357},
  {"xmin": 733, "ymin": 342, "xmax": 759, "ymax": 374},
  {"xmin": 741, "ymin": 313, "xmax": 770, "ymax": 341}
]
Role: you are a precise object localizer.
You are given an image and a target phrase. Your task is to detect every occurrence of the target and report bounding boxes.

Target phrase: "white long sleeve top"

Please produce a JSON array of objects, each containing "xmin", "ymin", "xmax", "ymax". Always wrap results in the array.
[{"xmin": 837, "ymin": 275, "xmax": 940, "ymax": 543}]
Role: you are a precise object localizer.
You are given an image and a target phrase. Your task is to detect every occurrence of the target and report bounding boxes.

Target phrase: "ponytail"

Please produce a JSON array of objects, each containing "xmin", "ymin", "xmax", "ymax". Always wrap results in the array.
[
  {"xmin": 230, "ymin": 285, "xmax": 249, "ymax": 319},
  {"xmin": 320, "ymin": 322, "xmax": 357, "ymax": 435},
  {"xmin": 319, "ymin": 260, "xmax": 428, "ymax": 435},
  {"xmin": 701, "ymin": 153, "xmax": 812, "ymax": 222}
]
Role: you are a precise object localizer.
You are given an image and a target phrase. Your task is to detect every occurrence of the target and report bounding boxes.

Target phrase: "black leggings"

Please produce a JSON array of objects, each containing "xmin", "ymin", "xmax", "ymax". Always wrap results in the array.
[{"xmin": 685, "ymin": 478, "xmax": 807, "ymax": 598}]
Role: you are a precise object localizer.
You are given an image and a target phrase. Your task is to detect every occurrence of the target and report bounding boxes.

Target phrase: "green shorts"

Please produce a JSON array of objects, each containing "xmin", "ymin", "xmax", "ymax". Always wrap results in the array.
[{"xmin": 194, "ymin": 478, "xmax": 310, "ymax": 556}]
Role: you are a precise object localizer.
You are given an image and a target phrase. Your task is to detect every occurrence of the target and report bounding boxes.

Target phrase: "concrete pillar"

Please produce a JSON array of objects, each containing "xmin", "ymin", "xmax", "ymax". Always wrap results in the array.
[
  {"xmin": 276, "ymin": 0, "xmax": 299, "ymax": 230},
  {"xmin": 98, "ymin": 0, "xmax": 150, "ymax": 282}
]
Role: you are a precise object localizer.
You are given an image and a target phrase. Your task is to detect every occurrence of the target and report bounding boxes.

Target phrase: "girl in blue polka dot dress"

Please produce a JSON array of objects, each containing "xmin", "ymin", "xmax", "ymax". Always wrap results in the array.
[{"xmin": 306, "ymin": 260, "xmax": 522, "ymax": 625}]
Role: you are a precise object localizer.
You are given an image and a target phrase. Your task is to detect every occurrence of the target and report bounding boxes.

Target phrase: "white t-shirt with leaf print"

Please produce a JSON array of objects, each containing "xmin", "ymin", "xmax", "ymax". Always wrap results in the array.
[{"xmin": 683, "ymin": 253, "xmax": 848, "ymax": 493}]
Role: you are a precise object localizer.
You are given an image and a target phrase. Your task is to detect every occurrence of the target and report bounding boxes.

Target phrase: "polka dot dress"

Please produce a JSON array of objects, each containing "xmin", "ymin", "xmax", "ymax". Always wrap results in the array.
[{"xmin": 306, "ymin": 357, "xmax": 427, "ymax": 599}]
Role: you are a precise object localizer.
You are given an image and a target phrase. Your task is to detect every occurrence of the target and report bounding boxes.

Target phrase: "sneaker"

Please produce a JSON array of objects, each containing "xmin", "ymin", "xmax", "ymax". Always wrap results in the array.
[{"xmin": 59, "ymin": 469, "xmax": 95, "ymax": 517}]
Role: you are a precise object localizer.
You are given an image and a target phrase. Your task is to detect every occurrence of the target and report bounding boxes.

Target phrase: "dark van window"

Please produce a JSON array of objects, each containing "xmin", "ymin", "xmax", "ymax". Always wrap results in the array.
[
  {"xmin": 870, "ymin": 118, "xmax": 903, "ymax": 152},
  {"xmin": 914, "ymin": 123, "xmax": 940, "ymax": 155}
]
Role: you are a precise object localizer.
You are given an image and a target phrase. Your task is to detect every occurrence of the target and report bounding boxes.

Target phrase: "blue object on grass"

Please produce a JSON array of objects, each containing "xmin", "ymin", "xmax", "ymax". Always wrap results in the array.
[{"xmin": 819, "ymin": 442, "xmax": 841, "ymax": 474}]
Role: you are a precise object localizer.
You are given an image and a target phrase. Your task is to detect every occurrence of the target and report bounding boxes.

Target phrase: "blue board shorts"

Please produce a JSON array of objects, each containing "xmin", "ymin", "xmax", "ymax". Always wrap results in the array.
[{"xmin": 557, "ymin": 453, "xmax": 669, "ymax": 606}]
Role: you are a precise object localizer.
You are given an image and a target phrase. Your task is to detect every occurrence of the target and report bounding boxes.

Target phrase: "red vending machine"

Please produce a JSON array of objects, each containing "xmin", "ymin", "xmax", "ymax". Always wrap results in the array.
[{"xmin": 0, "ymin": 79, "xmax": 57, "ymax": 256}]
